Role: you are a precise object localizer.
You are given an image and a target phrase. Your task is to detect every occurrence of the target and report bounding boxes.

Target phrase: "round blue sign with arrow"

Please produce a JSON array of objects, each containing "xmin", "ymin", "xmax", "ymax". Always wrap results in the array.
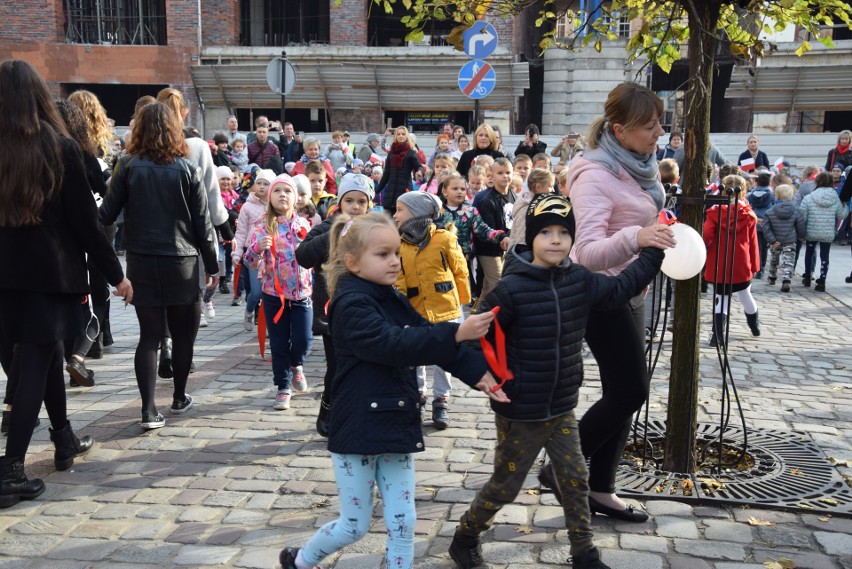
[
  {"xmin": 458, "ymin": 60, "xmax": 496, "ymax": 100},
  {"xmin": 463, "ymin": 21, "xmax": 499, "ymax": 60}
]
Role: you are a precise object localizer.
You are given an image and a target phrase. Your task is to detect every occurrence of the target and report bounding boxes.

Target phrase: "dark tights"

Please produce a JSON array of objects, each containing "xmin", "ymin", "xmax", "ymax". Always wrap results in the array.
[
  {"xmin": 134, "ymin": 303, "xmax": 200, "ymax": 417},
  {"xmin": 580, "ymin": 297, "xmax": 648, "ymax": 494},
  {"xmin": 4, "ymin": 341, "xmax": 68, "ymax": 460}
]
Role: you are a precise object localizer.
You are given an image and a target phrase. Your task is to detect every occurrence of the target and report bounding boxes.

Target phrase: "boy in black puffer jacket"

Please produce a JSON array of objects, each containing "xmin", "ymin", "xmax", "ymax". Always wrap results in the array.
[{"xmin": 449, "ymin": 194, "xmax": 666, "ymax": 569}]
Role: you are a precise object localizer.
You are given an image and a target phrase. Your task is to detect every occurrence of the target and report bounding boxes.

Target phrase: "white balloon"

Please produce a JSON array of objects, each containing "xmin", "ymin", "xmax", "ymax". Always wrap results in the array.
[{"xmin": 660, "ymin": 223, "xmax": 706, "ymax": 280}]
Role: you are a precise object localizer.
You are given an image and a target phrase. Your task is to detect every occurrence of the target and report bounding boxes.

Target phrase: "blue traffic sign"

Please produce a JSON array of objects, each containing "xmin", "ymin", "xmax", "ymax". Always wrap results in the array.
[
  {"xmin": 458, "ymin": 60, "xmax": 496, "ymax": 100},
  {"xmin": 463, "ymin": 21, "xmax": 498, "ymax": 60}
]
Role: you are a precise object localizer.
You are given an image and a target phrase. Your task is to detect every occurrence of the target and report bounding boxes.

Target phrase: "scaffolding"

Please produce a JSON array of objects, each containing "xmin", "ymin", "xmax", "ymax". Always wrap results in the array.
[{"xmin": 63, "ymin": 0, "xmax": 167, "ymax": 46}]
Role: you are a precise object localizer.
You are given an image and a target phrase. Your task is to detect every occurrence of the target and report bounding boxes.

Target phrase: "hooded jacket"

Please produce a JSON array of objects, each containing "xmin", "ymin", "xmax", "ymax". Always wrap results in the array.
[
  {"xmin": 703, "ymin": 201, "xmax": 760, "ymax": 285},
  {"xmin": 478, "ymin": 245, "xmax": 663, "ymax": 422},
  {"xmin": 797, "ymin": 187, "xmax": 848, "ymax": 242},
  {"xmin": 396, "ymin": 222, "xmax": 470, "ymax": 322},
  {"xmin": 243, "ymin": 214, "xmax": 312, "ymax": 300},
  {"xmin": 232, "ymin": 193, "xmax": 267, "ymax": 261},
  {"xmin": 762, "ymin": 201, "xmax": 800, "ymax": 245},
  {"xmin": 746, "ymin": 186, "xmax": 774, "ymax": 233},
  {"xmin": 327, "ymin": 274, "xmax": 486, "ymax": 455}
]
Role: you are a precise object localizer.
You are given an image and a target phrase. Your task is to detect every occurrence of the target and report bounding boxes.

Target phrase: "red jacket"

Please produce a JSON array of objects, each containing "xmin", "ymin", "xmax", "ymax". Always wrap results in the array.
[{"xmin": 703, "ymin": 202, "xmax": 760, "ymax": 285}]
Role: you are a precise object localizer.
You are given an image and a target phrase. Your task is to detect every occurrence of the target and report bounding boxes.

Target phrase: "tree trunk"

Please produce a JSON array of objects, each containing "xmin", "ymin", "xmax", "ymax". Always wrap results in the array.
[{"xmin": 662, "ymin": 1, "xmax": 722, "ymax": 473}]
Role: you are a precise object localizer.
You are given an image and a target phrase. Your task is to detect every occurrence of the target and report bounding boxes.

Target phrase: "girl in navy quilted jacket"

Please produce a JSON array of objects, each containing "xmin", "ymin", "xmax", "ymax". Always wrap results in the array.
[
  {"xmin": 243, "ymin": 174, "xmax": 313, "ymax": 412},
  {"xmin": 278, "ymin": 212, "xmax": 508, "ymax": 569}
]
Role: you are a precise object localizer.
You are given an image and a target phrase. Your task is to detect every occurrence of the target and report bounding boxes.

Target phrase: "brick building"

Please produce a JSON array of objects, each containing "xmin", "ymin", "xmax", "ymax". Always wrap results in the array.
[{"xmin": 0, "ymin": 0, "xmax": 530, "ymax": 137}]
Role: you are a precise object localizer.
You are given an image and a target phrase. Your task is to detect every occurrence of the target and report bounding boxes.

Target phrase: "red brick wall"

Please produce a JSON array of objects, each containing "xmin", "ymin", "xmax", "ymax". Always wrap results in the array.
[
  {"xmin": 202, "ymin": 0, "xmax": 239, "ymax": 46},
  {"xmin": 330, "ymin": 0, "xmax": 368, "ymax": 46},
  {"xmin": 0, "ymin": 0, "xmax": 64, "ymax": 43},
  {"xmin": 331, "ymin": 109, "xmax": 384, "ymax": 134}
]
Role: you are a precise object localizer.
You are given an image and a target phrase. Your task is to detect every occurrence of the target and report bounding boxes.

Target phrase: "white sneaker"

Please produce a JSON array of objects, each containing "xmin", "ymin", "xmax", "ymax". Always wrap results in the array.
[
  {"xmin": 243, "ymin": 311, "xmax": 253, "ymax": 332},
  {"xmin": 291, "ymin": 366, "xmax": 308, "ymax": 393},
  {"xmin": 203, "ymin": 301, "xmax": 215, "ymax": 318},
  {"xmin": 199, "ymin": 313, "xmax": 209, "ymax": 328}
]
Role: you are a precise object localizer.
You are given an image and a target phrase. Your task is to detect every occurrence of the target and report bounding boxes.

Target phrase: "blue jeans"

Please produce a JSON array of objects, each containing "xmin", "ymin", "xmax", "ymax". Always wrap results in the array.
[
  {"xmin": 262, "ymin": 293, "xmax": 312, "ymax": 391},
  {"xmin": 245, "ymin": 268, "xmax": 261, "ymax": 313},
  {"xmin": 300, "ymin": 453, "xmax": 416, "ymax": 568}
]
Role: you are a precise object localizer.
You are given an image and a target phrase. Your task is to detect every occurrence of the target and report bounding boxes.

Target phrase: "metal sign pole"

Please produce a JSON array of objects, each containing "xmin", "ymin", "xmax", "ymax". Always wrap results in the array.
[
  {"xmin": 280, "ymin": 50, "xmax": 286, "ymax": 125},
  {"xmin": 475, "ymin": 99, "xmax": 480, "ymax": 127}
]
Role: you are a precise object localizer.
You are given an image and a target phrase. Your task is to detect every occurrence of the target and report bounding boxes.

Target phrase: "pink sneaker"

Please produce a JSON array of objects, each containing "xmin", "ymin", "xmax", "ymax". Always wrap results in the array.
[
  {"xmin": 273, "ymin": 390, "xmax": 291, "ymax": 410},
  {"xmin": 291, "ymin": 366, "xmax": 308, "ymax": 393}
]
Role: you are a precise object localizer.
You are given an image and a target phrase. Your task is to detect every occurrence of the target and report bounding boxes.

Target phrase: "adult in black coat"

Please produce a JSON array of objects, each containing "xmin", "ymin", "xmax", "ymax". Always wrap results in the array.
[
  {"xmin": 513, "ymin": 123, "xmax": 547, "ymax": 159},
  {"xmin": 737, "ymin": 135, "xmax": 770, "ymax": 170},
  {"xmin": 377, "ymin": 126, "xmax": 422, "ymax": 215},
  {"xmin": 457, "ymin": 123, "xmax": 504, "ymax": 178},
  {"xmin": 0, "ymin": 60, "xmax": 132, "ymax": 508}
]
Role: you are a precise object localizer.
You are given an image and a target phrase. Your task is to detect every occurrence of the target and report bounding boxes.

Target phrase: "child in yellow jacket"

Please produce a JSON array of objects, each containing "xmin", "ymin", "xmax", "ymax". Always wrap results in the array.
[{"xmin": 393, "ymin": 191, "xmax": 470, "ymax": 429}]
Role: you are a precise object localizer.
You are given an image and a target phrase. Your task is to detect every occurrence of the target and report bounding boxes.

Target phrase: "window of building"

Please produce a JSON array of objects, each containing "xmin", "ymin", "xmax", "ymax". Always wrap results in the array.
[
  {"xmin": 367, "ymin": 3, "xmax": 457, "ymax": 47},
  {"xmin": 239, "ymin": 0, "xmax": 330, "ymax": 46},
  {"xmin": 64, "ymin": 0, "xmax": 167, "ymax": 45},
  {"xmin": 555, "ymin": 10, "xmax": 630, "ymax": 39}
]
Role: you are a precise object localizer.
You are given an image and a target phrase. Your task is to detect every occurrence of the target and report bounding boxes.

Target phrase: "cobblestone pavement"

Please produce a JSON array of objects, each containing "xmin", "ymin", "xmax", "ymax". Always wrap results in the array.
[{"xmin": 1, "ymin": 247, "xmax": 851, "ymax": 568}]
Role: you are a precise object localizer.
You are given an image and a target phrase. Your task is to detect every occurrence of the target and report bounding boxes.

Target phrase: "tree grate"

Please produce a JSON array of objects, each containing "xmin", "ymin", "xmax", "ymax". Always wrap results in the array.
[{"xmin": 616, "ymin": 420, "xmax": 852, "ymax": 518}]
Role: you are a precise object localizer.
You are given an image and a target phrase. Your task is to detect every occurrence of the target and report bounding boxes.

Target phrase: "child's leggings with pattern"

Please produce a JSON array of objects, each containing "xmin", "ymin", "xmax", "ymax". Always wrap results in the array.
[{"xmin": 299, "ymin": 452, "xmax": 416, "ymax": 569}]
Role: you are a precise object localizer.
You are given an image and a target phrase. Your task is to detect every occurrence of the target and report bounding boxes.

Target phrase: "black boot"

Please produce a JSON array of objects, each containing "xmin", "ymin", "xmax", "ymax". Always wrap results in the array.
[
  {"xmin": 709, "ymin": 313, "xmax": 727, "ymax": 347},
  {"xmin": 86, "ymin": 334, "xmax": 103, "ymax": 359},
  {"xmin": 845, "ymin": 271, "xmax": 852, "ymax": 284},
  {"xmin": 49, "ymin": 422, "xmax": 94, "ymax": 471},
  {"xmin": 0, "ymin": 456, "xmax": 45, "ymax": 508},
  {"xmin": 814, "ymin": 277, "xmax": 826, "ymax": 292},
  {"xmin": 432, "ymin": 396, "xmax": 449, "ymax": 430},
  {"xmin": 745, "ymin": 311, "xmax": 761, "ymax": 336},
  {"xmin": 448, "ymin": 533, "xmax": 488, "ymax": 569},
  {"xmin": 316, "ymin": 392, "xmax": 331, "ymax": 438},
  {"xmin": 157, "ymin": 338, "xmax": 173, "ymax": 379},
  {"xmin": 802, "ymin": 273, "xmax": 812, "ymax": 287},
  {"xmin": 571, "ymin": 547, "xmax": 612, "ymax": 569}
]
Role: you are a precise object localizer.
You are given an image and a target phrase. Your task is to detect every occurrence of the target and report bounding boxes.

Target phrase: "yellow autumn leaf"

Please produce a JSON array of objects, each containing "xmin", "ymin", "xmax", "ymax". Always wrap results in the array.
[{"xmin": 748, "ymin": 516, "xmax": 776, "ymax": 526}]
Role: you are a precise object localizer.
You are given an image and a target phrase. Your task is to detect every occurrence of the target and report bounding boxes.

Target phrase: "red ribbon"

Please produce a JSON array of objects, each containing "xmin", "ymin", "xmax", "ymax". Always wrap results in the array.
[
  {"xmin": 268, "ymin": 239, "xmax": 287, "ymax": 324},
  {"xmin": 479, "ymin": 307, "xmax": 514, "ymax": 392}
]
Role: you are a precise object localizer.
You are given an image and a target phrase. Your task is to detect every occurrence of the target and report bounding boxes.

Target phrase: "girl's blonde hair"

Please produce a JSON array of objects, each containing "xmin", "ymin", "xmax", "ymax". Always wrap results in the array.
[
  {"xmin": 774, "ymin": 184, "xmax": 795, "ymax": 201},
  {"xmin": 323, "ymin": 212, "xmax": 398, "ymax": 298},
  {"xmin": 586, "ymin": 82, "xmax": 663, "ymax": 149},
  {"xmin": 67, "ymin": 89, "xmax": 114, "ymax": 160},
  {"xmin": 527, "ymin": 168, "xmax": 555, "ymax": 194}
]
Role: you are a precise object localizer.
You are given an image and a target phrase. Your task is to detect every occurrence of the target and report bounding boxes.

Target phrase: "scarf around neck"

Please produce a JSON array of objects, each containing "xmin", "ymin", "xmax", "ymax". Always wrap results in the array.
[
  {"xmin": 582, "ymin": 128, "xmax": 664, "ymax": 210},
  {"xmin": 389, "ymin": 142, "xmax": 410, "ymax": 169},
  {"xmin": 399, "ymin": 216, "xmax": 433, "ymax": 246}
]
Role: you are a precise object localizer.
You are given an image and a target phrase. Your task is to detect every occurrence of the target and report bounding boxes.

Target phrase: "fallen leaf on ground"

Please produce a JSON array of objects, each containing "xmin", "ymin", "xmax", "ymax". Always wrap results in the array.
[
  {"xmin": 748, "ymin": 516, "xmax": 776, "ymax": 526},
  {"xmin": 515, "ymin": 525, "xmax": 534, "ymax": 534}
]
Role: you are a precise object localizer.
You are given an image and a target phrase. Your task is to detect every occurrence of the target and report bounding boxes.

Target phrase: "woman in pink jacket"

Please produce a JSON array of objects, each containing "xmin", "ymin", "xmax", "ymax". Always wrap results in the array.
[{"xmin": 558, "ymin": 83, "xmax": 675, "ymax": 523}]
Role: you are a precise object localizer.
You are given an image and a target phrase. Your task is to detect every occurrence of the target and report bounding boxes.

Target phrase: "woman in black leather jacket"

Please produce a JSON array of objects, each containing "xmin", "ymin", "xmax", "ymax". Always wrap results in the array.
[{"xmin": 100, "ymin": 102, "xmax": 219, "ymax": 430}]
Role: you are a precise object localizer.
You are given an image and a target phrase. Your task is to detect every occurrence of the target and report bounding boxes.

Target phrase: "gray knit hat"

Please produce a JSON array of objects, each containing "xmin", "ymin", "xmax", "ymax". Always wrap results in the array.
[{"xmin": 396, "ymin": 191, "xmax": 441, "ymax": 220}]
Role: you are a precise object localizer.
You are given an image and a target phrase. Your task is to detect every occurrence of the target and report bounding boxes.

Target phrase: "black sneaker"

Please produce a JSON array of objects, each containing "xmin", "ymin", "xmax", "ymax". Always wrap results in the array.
[
  {"xmin": 781, "ymin": 280, "xmax": 791, "ymax": 292},
  {"xmin": 219, "ymin": 281, "xmax": 230, "ymax": 295},
  {"xmin": 571, "ymin": 547, "xmax": 611, "ymax": 569},
  {"xmin": 171, "ymin": 395, "xmax": 193, "ymax": 415},
  {"xmin": 140, "ymin": 413, "xmax": 165, "ymax": 430},
  {"xmin": 767, "ymin": 277, "xmax": 776, "ymax": 285},
  {"xmin": 278, "ymin": 547, "xmax": 305, "ymax": 569},
  {"xmin": 449, "ymin": 533, "xmax": 488, "ymax": 569}
]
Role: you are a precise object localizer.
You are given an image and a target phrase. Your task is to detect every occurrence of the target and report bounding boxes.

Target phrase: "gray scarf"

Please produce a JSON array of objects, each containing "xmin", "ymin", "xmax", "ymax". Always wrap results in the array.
[{"xmin": 582, "ymin": 128, "xmax": 664, "ymax": 210}]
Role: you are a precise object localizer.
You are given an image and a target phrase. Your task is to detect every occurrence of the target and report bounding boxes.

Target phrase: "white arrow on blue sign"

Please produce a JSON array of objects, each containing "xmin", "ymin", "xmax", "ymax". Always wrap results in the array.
[
  {"xmin": 463, "ymin": 21, "xmax": 498, "ymax": 60},
  {"xmin": 458, "ymin": 60, "xmax": 496, "ymax": 100}
]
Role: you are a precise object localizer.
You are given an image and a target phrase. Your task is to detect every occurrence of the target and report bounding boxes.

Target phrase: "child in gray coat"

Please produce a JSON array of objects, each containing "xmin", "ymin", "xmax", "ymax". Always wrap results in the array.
[
  {"xmin": 762, "ymin": 184, "xmax": 801, "ymax": 292},
  {"xmin": 797, "ymin": 172, "xmax": 849, "ymax": 291}
]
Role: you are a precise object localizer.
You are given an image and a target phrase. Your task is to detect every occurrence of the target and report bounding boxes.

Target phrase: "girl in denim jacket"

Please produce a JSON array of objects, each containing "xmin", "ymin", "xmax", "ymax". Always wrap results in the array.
[{"xmin": 244, "ymin": 174, "xmax": 313, "ymax": 410}]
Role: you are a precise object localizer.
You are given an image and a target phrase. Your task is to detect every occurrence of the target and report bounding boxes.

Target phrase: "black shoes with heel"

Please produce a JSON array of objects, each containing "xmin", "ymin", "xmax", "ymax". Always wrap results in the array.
[{"xmin": 588, "ymin": 495, "xmax": 649, "ymax": 523}]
